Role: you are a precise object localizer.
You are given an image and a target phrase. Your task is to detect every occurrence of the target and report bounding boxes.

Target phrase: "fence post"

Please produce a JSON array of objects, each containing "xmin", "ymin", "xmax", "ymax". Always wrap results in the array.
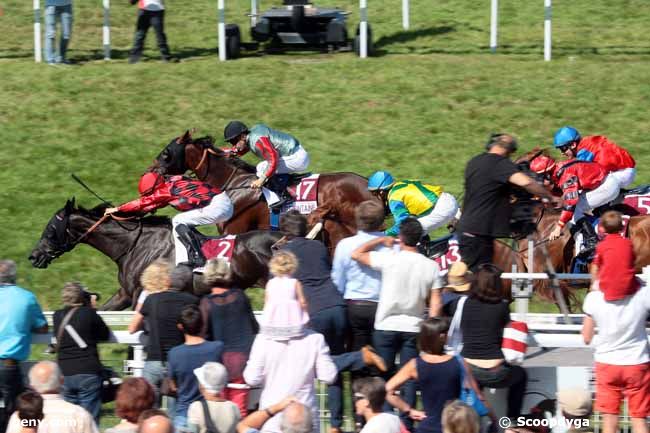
[
  {"xmin": 402, "ymin": 0, "xmax": 409, "ymax": 30},
  {"xmin": 33, "ymin": 0, "xmax": 42, "ymax": 62},
  {"xmin": 132, "ymin": 345, "xmax": 145, "ymax": 377},
  {"xmin": 102, "ymin": 0, "xmax": 111, "ymax": 60},
  {"xmin": 359, "ymin": 0, "xmax": 368, "ymax": 58},
  {"xmin": 251, "ymin": 0, "xmax": 258, "ymax": 27},
  {"xmin": 218, "ymin": 0, "xmax": 226, "ymax": 61},
  {"xmin": 489, "ymin": 0, "xmax": 498, "ymax": 52},
  {"xmin": 544, "ymin": 0, "xmax": 551, "ymax": 61}
]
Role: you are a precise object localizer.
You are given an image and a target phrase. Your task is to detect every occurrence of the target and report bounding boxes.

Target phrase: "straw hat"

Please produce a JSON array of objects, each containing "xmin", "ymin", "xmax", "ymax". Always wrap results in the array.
[
  {"xmin": 557, "ymin": 388, "xmax": 592, "ymax": 417},
  {"xmin": 445, "ymin": 262, "xmax": 472, "ymax": 292}
]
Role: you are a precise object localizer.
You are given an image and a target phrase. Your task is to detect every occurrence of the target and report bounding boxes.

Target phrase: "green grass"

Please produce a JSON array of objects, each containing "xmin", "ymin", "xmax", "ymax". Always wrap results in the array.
[{"xmin": 2, "ymin": 0, "xmax": 650, "ymax": 311}]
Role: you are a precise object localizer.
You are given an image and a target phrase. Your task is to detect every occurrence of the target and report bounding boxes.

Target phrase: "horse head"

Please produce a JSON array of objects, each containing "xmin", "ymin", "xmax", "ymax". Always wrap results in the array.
[
  {"xmin": 152, "ymin": 130, "xmax": 193, "ymax": 175},
  {"xmin": 29, "ymin": 198, "xmax": 78, "ymax": 268}
]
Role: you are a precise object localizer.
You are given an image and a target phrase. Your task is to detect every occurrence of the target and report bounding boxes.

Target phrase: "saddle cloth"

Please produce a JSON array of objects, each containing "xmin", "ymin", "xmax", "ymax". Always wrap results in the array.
[
  {"xmin": 421, "ymin": 234, "xmax": 461, "ymax": 276},
  {"xmin": 200, "ymin": 234, "xmax": 237, "ymax": 261}
]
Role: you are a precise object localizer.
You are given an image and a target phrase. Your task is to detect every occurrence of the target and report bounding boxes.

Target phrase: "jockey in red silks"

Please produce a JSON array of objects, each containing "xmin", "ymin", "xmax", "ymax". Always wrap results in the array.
[
  {"xmin": 530, "ymin": 155, "xmax": 619, "ymax": 258},
  {"xmin": 105, "ymin": 172, "xmax": 233, "ymax": 270},
  {"xmin": 553, "ymin": 126, "xmax": 636, "ymax": 189}
]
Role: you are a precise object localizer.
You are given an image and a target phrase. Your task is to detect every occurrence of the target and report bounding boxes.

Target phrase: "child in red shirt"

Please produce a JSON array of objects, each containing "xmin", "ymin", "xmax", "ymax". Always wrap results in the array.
[{"xmin": 591, "ymin": 210, "xmax": 640, "ymax": 300}]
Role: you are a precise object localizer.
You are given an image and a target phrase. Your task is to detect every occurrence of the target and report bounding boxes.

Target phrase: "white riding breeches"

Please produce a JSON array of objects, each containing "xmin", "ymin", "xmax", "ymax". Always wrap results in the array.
[
  {"xmin": 171, "ymin": 193, "xmax": 234, "ymax": 264},
  {"xmin": 418, "ymin": 192, "xmax": 459, "ymax": 234},
  {"xmin": 256, "ymin": 146, "xmax": 310, "ymax": 179},
  {"xmin": 610, "ymin": 167, "xmax": 636, "ymax": 189},
  {"xmin": 571, "ymin": 174, "xmax": 620, "ymax": 224}
]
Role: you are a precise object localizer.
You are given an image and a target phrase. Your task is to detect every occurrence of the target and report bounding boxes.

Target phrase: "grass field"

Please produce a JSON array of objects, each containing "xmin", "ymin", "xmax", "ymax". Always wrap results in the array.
[{"xmin": 2, "ymin": 0, "xmax": 650, "ymax": 311}]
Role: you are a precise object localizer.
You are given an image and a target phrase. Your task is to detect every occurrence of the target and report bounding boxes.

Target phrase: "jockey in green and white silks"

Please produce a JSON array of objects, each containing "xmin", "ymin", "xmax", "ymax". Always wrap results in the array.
[
  {"xmin": 223, "ymin": 121, "xmax": 310, "ymax": 189},
  {"xmin": 367, "ymin": 171, "xmax": 459, "ymax": 237}
]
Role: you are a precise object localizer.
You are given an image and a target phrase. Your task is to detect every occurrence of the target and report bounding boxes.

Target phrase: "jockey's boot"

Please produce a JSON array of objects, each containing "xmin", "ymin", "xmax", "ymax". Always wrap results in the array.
[
  {"xmin": 175, "ymin": 224, "xmax": 207, "ymax": 269},
  {"xmin": 267, "ymin": 174, "xmax": 291, "ymax": 210},
  {"xmin": 575, "ymin": 218, "xmax": 599, "ymax": 261}
]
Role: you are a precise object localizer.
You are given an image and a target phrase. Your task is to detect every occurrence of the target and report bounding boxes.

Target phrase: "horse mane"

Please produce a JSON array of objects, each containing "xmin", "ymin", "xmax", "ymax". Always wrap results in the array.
[
  {"xmin": 191, "ymin": 135, "xmax": 257, "ymax": 174},
  {"xmin": 79, "ymin": 204, "xmax": 172, "ymax": 227},
  {"xmin": 514, "ymin": 146, "xmax": 551, "ymax": 164}
]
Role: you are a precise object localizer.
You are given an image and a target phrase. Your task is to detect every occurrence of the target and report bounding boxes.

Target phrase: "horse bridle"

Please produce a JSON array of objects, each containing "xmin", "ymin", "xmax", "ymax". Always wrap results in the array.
[{"xmin": 194, "ymin": 147, "xmax": 242, "ymax": 192}]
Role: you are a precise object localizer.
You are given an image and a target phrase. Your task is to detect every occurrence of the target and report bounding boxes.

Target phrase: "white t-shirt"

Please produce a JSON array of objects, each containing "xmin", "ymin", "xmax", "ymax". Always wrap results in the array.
[
  {"xmin": 370, "ymin": 249, "xmax": 442, "ymax": 333},
  {"xmin": 582, "ymin": 284, "xmax": 650, "ymax": 365},
  {"xmin": 187, "ymin": 399, "xmax": 240, "ymax": 433},
  {"xmin": 360, "ymin": 413, "xmax": 402, "ymax": 433}
]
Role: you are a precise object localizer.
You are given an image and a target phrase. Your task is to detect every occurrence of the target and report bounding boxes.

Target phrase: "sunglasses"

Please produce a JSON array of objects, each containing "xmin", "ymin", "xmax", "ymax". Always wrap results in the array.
[{"xmin": 557, "ymin": 143, "xmax": 574, "ymax": 153}]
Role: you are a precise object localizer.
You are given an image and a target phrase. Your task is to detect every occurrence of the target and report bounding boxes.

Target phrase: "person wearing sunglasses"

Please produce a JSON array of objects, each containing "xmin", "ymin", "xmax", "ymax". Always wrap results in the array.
[{"xmin": 553, "ymin": 126, "xmax": 636, "ymax": 190}]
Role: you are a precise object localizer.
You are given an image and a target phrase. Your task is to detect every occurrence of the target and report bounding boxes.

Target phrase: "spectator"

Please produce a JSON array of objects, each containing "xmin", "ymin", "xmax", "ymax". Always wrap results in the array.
[
  {"xmin": 236, "ymin": 398, "xmax": 309, "ymax": 433},
  {"xmin": 199, "ymin": 258, "xmax": 259, "ymax": 416},
  {"xmin": 129, "ymin": 260, "xmax": 198, "ymax": 410},
  {"xmin": 448, "ymin": 264, "xmax": 526, "ymax": 419},
  {"xmin": 0, "ymin": 259, "xmax": 48, "ymax": 432},
  {"xmin": 278, "ymin": 210, "xmax": 347, "ymax": 433},
  {"xmin": 128, "ymin": 0, "xmax": 174, "ymax": 64},
  {"xmin": 353, "ymin": 377, "xmax": 401, "ymax": 433},
  {"xmin": 556, "ymin": 388, "xmax": 593, "ymax": 433},
  {"xmin": 6, "ymin": 361, "xmax": 98, "ymax": 433},
  {"xmin": 352, "ymin": 217, "xmax": 443, "ymax": 430},
  {"xmin": 53, "ymin": 281, "xmax": 110, "ymax": 423},
  {"xmin": 441, "ymin": 262, "xmax": 472, "ymax": 317},
  {"xmin": 243, "ymin": 325, "xmax": 337, "ymax": 433},
  {"xmin": 590, "ymin": 210, "xmax": 640, "ymax": 300},
  {"xmin": 457, "ymin": 134, "xmax": 558, "ymax": 270},
  {"xmin": 15, "ymin": 391, "xmax": 43, "ymax": 433},
  {"xmin": 331, "ymin": 200, "xmax": 387, "ymax": 351},
  {"xmin": 187, "ymin": 362, "xmax": 240, "ymax": 433},
  {"xmin": 582, "ymin": 276, "xmax": 649, "ymax": 433},
  {"xmin": 386, "ymin": 318, "xmax": 491, "ymax": 433},
  {"xmin": 44, "ymin": 0, "xmax": 73, "ymax": 64},
  {"xmin": 168, "ymin": 304, "xmax": 225, "ymax": 431},
  {"xmin": 106, "ymin": 377, "xmax": 156, "ymax": 433},
  {"xmin": 441, "ymin": 401, "xmax": 479, "ymax": 433},
  {"xmin": 138, "ymin": 409, "xmax": 174, "ymax": 433}
]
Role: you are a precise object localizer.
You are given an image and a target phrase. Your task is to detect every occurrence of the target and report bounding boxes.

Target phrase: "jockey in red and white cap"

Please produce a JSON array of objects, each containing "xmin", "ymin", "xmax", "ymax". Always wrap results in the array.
[
  {"xmin": 530, "ymin": 155, "xmax": 619, "ymax": 256},
  {"xmin": 105, "ymin": 172, "xmax": 233, "ymax": 269}
]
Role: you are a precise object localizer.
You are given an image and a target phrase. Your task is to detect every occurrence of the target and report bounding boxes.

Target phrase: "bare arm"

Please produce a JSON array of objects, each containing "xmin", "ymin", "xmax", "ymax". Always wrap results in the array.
[
  {"xmin": 385, "ymin": 359, "xmax": 426, "ymax": 420},
  {"xmin": 582, "ymin": 315, "xmax": 595, "ymax": 345},
  {"xmin": 236, "ymin": 397, "xmax": 298, "ymax": 433},
  {"xmin": 351, "ymin": 237, "xmax": 394, "ymax": 267},
  {"xmin": 509, "ymin": 172, "xmax": 556, "ymax": 202},
  {"xmin": 429, "ymin": 288, "xmax": 442, "ymax": 317},
  {"xmin": 128, "ymin": 312, "xmax": 144, "ymax": 334},
  {"xmin": 295, "ymin": 281, "xmax": 308, "ymax": 311}
]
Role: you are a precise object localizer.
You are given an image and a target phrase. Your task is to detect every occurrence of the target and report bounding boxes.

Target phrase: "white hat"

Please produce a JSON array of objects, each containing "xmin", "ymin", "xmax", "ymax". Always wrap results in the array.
[{"xmin": 193, "ymin": 362, "xmax": 228, "ymax": 394}]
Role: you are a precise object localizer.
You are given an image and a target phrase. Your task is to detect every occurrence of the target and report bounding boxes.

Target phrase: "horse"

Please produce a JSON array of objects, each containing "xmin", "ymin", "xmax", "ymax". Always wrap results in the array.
[
  {"xmin": 28, "ymin": 198, "xmax": 283, "ymax": 310},
  {"xmin": 149, "ymin": 130, "xmax": 381, "ymax": 252}
]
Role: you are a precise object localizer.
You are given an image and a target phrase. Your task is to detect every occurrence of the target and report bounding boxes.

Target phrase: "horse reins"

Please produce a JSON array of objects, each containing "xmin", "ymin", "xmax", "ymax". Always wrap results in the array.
[
  {"xmin": 71, "ymin": 214, "xmax": 136, "ymax": 246},
  {"xmin": 194, "ymin": 147, "xmax": 247, "ymax": 192}
]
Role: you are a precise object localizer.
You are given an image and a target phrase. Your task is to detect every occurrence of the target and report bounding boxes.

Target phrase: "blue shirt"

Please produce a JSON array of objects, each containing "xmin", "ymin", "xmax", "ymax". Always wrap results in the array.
[
  {"xmin": 45, "ymin": 0, "xmax": 72, "ymax": 7},
  {"xmin": 0, "ymin": 285, "xmax": 47, "ymax": 361},
  {"xmin": 331, "ymin": 231, "xmax": 385, "ymax": 302},
  {"xmin": 168, "ymin": 340, "xmax": 224, "ymax": 417}
]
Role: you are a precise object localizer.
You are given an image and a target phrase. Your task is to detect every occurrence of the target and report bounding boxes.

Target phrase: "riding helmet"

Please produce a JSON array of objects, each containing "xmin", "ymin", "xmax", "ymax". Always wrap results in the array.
[
  {"xmin": 224, "ymin": 121, "xmax": 249, "ymax": 142},
  {"xmin": 553, "ymin": 126, "xmax": 581, "ymax": 148},
  {"xmin": 529, "ymin": 155, "xmax": 557, "ymax": 175},
  {"xmin": 138, "ymin": 172, "xmax": 164, "ymax": 196},
  {"xmin": 367, "ymin": 171, "xmax": 395, "ymax": 191}
]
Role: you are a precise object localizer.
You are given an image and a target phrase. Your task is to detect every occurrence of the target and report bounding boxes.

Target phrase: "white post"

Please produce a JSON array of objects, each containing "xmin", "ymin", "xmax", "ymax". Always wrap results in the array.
[
  {"xmin": 132, "ymin": 345, "xmax": 145, "ymax": 377},
  {"xmin": 218, "ymin": 0, "xmax": 226, "ymax": 61},
  {"xmin": 543, "ymin": 0, "xmax": 552, "ymax": 61},
  {"xmin": 402, "ymin": 0, "xmax": 409, "ymax": 30},
  {"xmin": 102, "ymin": 0, "xmax": 111, "ymax": 60},
  {"xmin": 359, "ymin": 0, "xmax": 368, "ymax": 58},
  {"xmin": 251, "ymin": 0, "xmax": 258, "ymax": 27},
  {"xmin": 489, "ymin": 0, "xmax": 498, "ymax": 53},
  {"xmin": 33, "ymin": 0, "xmax": 42, "ymax": 63}
]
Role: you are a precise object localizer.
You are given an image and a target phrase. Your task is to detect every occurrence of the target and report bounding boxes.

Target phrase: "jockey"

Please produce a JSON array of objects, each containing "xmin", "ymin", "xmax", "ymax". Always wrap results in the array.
[
  {"xmin": 367, "ymin": 171, "xmax": 459, "ymax": 238},
  {"xmin": 530, "ymin": 155, "xmax": 619, "ymax": 257},
  {"xmin": 104, "ymin": 172, "xmax": 234, "ymax": 270},
  {"xmin": 223, "ymin": 121, "xmax": 310, "ymax": 199},
  {"xmin": 553, "ymin": 126, "xmax": 636, "ymax": 189}
]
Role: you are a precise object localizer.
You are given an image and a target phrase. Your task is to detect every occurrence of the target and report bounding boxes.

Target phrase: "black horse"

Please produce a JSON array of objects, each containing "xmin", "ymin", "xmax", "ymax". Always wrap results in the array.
[{"xmin": 29, "ymin": 198, "xmax": 283, "ymax": 310}]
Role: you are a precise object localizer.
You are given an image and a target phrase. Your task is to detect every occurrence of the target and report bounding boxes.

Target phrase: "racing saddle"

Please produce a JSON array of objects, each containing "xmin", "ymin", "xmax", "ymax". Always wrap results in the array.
[{"xmin": 266, "ymin": 172, "xmax": 313, "ymax": 208}]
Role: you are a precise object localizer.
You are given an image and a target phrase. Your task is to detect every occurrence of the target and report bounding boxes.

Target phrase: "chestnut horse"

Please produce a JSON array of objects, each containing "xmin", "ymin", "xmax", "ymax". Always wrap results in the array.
[{"xmin": 150, "ymin": 131, "xmax": 380, "ymax": 251}]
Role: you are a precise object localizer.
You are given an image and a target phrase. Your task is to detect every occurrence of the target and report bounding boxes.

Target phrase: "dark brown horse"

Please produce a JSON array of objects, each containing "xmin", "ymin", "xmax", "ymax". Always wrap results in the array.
[
  {"xmin": 150, "ymin": 131, "xmax": 380, "ymax": 251},
  {"xmin": 28, "ymin": 198, "xmax": 283, "ymax": 310}
]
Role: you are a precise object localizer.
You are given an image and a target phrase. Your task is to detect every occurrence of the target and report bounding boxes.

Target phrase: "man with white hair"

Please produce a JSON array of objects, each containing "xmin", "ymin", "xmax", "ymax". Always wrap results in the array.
[
  {"xmin": 139, "ymin": 412, "xmax": 175, "ymax": 433},
  {"xmin": 0, "ymin": 259, "xmax": 48, "ymax": 432},
  {"xmin": 6, "ymin": 361, "xmax": 99, "ymax": 433},
  {"xmin": 187, "ymin": 362, "xmax": 240, "ymax": 433},
  {"xmin": 237, "ymin": 398, "xmax": 312, "ymax": 433}
]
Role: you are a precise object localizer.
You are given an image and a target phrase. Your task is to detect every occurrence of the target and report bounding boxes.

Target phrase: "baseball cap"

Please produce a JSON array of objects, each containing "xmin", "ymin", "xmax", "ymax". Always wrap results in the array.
[
  {"xmin": 557, "ymin": 388, "xmax": 592, "ymax": 417},
  {"xmin": 194, "ymin": 362, "xmax": 228, "ymax": 394},
  {"xmin": 445, "ymin": 262, "xmax": 472, "ymax": 292}
]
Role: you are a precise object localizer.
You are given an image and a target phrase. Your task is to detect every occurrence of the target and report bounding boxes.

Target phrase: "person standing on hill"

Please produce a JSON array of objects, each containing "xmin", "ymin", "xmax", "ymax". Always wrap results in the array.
[
  {"xmin": 44, "ymin": 0, "xmax": 73, "ymax": 64},
  {"xmin": 128, "ymin": 0, "xmax": 176, "ymax": 63},
  {"xmin": 457, "ymin": 133, "xmax": 560, "ymax": 270}
]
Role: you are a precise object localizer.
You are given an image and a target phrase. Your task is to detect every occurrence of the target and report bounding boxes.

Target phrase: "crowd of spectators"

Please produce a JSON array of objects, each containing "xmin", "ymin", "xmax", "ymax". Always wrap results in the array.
[{"xmin": 0, "ymin": 197, "xmax": 648, "ymax": 432}]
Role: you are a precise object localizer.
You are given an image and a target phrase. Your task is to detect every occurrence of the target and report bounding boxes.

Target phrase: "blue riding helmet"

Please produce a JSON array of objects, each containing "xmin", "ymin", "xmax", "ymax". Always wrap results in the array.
[
  {"xmin": 553, "ymin": 126, "xmax": 581, "ymax": 148},
  {"xmin": 367, "ymin": 171, "xmax": 395, "ymax": 191}
]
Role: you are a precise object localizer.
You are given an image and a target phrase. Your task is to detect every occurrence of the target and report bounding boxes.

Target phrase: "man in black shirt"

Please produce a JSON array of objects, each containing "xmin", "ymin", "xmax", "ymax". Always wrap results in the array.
[{"xmin": 457, "ymin": 134, "xmax": 560, "ymax": 270}]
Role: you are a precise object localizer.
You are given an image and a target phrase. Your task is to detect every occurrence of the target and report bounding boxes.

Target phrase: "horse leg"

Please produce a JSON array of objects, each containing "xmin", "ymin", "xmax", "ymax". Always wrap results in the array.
[{"xmin": 100, "ymin": 289, "xmax": 133, "ymax": 311}]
